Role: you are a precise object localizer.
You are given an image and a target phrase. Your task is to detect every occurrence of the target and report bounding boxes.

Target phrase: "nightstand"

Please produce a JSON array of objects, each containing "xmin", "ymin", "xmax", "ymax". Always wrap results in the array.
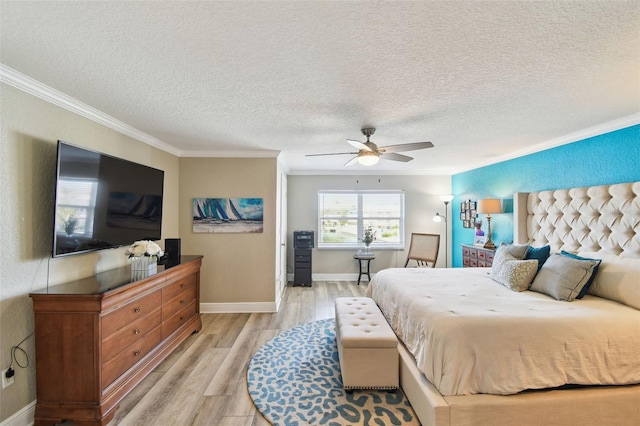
[
  {"xmin": 353, "ymin": 253, "xmax": 375, "ymax": 285},
  {"xmin": 462, "ymin": 244, "xmax": 495, "ymax": 267}
]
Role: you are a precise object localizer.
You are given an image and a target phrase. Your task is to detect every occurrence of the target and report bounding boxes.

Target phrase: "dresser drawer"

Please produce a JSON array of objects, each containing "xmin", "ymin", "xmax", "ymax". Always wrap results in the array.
[
  {"xmin": 162, "ymin": 273, "xmax": 197, "ymax": 302},
  {"xmin": 102, "ymin": 290, "xmax": 161, "ymax": 338},
  {"xmin": 162, "ymin": 301, "xmax": 197, "ymax": 339},
  {"xmin": 467, "ymin": 247, "xmax": 478, "ymax": 259},
  {"xmin": 102, "ymin": 326, "xmax": 162, "ymax": 389},
  {"xmin": 162, "ymin": 284, "xmax": 197, "ymax": 319},
  {"xmin": 102, "ymin": 308, "xmax": 161, "ymax": 364},
  {"xmin": 462, "ymin": 244, "xmax": 495, "ymax": 268}
]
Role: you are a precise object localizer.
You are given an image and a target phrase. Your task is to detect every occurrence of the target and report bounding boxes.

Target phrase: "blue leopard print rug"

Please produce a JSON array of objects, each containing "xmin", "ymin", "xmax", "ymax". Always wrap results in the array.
[{"xmin": 247, "ymin": 318, "xmax": 420, "ymax": 425}]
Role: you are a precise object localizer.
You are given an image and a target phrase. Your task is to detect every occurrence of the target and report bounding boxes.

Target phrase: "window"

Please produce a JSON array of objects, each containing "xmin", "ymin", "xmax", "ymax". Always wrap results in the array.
[{"xmin": 318, "ymin": 190, "xmax": 405, "ymax": 249}]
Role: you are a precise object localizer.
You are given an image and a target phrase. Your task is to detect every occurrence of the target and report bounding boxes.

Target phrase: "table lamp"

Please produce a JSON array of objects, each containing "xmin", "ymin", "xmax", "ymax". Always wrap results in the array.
[{"xmin": 477, "ymin": 197, "xmax": 502, "ymax": 250}]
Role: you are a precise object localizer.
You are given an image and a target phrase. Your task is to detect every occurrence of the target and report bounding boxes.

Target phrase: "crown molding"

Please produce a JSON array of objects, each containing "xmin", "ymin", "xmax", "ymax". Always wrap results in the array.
[
  {"xmin": 286, "ymin": 168, "xmax": 449, "ymax": 176},
  {"xmin": 3, "ymin": 63, "xmax": 637, "ymax": 171},
  {"xmin": 181, "ymin": 150, "xmax": 281, "ymax": 158},
  {"xmin": 0, "ymin": 64, "xmax": 182, "ymax": 156},
  {"xmin": 450, "ymin": 113, "xmax": 640, "ymax": 175}
]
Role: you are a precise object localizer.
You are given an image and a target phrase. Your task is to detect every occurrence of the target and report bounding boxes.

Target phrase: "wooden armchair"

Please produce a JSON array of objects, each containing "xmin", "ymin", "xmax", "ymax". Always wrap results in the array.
[{"xmin": 404, "ymin": 233, "xmax": 440, "ymax": 267}]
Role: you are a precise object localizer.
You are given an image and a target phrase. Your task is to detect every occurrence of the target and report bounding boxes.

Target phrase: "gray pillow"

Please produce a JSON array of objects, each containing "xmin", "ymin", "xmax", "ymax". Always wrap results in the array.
[
  {"xmin": 496, "ymin": 243, "xmax": 529, "ymax": 260},
  {"xmin": 490, "ymin": 251, "xmax": 538, "ymax": 292},
  {"xmin": 530, "ymin": 253, "xmax": 600, "ymax": 301}
]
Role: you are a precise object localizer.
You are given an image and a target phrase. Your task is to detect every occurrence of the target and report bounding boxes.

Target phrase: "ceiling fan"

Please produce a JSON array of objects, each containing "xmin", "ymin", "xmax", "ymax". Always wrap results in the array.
[{"xmin": 306, "ymin": 127, "xmax": 434, "ymax": 166}]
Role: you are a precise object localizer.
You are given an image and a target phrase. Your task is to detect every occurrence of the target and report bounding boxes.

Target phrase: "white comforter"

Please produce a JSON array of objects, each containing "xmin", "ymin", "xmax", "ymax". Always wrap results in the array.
[{"xmin": 368, "ymin": 267, "xmax": 640, "ymax": 396}]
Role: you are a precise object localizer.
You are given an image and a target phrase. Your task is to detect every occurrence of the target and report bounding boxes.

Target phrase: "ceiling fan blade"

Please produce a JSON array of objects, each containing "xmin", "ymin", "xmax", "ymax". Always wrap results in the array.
[
  {"xmin": 344, "ymin": 156, "xmax": 359, "ymax": 166},
  {"xmin": 380, "ymin": 152, "xmax": 413, "ymax": 162},
  {"xmin": 347, "ymin": 139, "xmax": 372, "ymax": 151},
  {"xmin": 306, "ymin": 151, "xmax": 358, "ymax": 157},
  {"xmin": 379, "ymin": 141, "xmax": 434, "ymax": 153}
]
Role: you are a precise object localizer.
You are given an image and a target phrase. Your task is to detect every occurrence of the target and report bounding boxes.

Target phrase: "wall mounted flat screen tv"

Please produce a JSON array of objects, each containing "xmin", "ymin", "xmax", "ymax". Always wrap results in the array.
[{"xmin": 53, "ymin": 141, "xmax": 164, "ymax": 257}]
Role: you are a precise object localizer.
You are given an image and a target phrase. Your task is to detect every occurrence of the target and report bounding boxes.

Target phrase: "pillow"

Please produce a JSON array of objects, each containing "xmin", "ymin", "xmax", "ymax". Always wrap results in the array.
[
  {"xmin": 530, "ymin": 253, "xmax": 600, "ymax": 301},
  {"xmin": 491, "ymin": 250, "xmax": 539, "ymax": 292},
  {"xmin": 560, "ymin": 251, "xmax": 601, "ymax": 298},
  {"xmin": 525, "ymin": 245, "xmax": 551, "ymax": 272},
  {"xmin": 496, "ymin": 243, "xmax": 529, "ymax": 260},
  {"xmin": 580, "ymin": 252, "xmax": 640, "ymax": 310}
]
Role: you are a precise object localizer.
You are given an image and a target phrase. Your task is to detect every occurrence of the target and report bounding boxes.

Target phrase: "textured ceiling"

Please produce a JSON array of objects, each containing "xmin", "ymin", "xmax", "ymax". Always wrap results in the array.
[{"xmin": 1, "ymin": 1, "xmax": 639, "ymax": 174}]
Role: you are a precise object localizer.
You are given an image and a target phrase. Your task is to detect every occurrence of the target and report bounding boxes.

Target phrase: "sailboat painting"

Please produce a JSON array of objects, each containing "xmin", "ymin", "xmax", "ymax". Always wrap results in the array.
[{"xmin": 192, "ymin": 197, "xmax": 263, "ymax": 233}]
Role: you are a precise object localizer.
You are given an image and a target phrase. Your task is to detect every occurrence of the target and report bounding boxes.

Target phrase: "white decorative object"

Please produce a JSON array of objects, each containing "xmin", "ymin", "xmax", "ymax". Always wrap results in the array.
[
  {"xmin": 130, "ymin": 256, "xmax": 157, "ymax": 281},
  {"xmin": 127, "ymin": 240, "xmax": 163, "ymax": 281}
]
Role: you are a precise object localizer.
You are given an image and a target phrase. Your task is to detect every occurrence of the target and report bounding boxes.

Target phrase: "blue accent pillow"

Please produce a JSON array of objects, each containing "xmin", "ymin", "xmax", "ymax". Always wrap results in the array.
[
  {"xmin": 525, "ymin": 245, "xmax": 551, "ymax": 272},
  {"xmin": 560, "ymin": 250, "xmax": 602, "ymax": 298}
]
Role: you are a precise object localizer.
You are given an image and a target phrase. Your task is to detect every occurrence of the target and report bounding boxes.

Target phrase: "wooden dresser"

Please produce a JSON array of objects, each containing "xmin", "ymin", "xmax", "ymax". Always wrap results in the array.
[
  {"xmin": 461, "ymin": 244, "xmax": 495, "ymax": 267},
  {"xmin": 30, "ymin": 255, "xmax": 203, "ymax": 426}
]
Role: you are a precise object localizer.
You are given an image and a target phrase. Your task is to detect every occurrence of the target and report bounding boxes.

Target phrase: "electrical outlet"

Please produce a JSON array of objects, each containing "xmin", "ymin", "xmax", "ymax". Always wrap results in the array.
[{"xmin": 2, "ymin": 368, "xmax": 14, "ymax": 388}]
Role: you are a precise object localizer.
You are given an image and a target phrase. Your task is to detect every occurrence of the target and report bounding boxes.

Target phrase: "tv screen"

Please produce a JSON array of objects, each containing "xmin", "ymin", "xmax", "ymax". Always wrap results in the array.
[{"xmin": 53, "ymin": 141, "xmax": 164, "ymax": 257}]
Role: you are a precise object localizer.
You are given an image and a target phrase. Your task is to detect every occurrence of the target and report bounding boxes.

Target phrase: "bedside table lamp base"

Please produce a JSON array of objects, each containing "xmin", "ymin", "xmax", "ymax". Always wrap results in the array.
[{"xmin": 484, "ymin": 215, "xmax": 496, "ymax": 250}]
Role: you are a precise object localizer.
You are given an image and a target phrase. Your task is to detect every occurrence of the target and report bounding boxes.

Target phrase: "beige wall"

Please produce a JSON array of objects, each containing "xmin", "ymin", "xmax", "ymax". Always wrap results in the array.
[
  {"xmin": 179, "ymin": 157, "xmax": 277, "ymax": 305},
  {"xmin": 287, "ymin": 175, "xmax": 452, "ymax": 276},
  {"xmin": 0, "ymin": 81, "xmax": 444, "ymax": 422},
  {"xmin": 0, "ymin": 84, "xmax": 180, "ymax": 422}
]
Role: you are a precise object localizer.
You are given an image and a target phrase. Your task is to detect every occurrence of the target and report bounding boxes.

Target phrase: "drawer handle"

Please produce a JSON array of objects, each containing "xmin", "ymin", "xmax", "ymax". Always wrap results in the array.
[
  {"xmin": 180, "ymin": 299, "xmax": 185, "ymax": 305},
  {"xmin": 179, "ymin": 316, "xmax": 184, "ymax": 321},
  {"xmin": 180, "ymin": 283, "xmax": 186, "ymax": 288},
  {"xmin": 134, "ymin": 329, "xmax": 141, "ymax": 335},
  {"xmin": 134, "ymin": 307, "xmax": 141, "ymax": 313},
  {"xmin": 134, "ymin": 350, "xmax": 141, "ymax": 357}
]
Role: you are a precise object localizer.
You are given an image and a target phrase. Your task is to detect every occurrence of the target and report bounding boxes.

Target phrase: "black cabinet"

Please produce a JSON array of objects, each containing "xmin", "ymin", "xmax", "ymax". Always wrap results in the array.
[
  {"xmin": 294, "ymin": 248, "xmax": 312, "ymax": 286},
  {"xmin": 293, "ymin": 231, "xmax": 314, "ymax": 287}
]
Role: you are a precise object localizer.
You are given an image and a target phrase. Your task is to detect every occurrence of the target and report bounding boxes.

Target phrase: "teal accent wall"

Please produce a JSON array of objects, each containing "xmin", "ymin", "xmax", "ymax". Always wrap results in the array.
[{"xmin": 451, "ymin": 124, "xmax": 640, "ymax": 267}]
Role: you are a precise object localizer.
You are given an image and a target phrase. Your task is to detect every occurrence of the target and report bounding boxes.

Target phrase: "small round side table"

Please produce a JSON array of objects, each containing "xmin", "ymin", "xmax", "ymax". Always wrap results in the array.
[{"xmin": 353, "ymin": 253, "xmax": 375, "ymax": 285}]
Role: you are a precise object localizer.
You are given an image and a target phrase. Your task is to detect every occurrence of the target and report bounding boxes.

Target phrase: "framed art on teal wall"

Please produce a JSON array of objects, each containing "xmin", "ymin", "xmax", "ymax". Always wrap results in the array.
[{"xmin": 460, "ymin": 200, "xmax": 477, "ymax": 228}]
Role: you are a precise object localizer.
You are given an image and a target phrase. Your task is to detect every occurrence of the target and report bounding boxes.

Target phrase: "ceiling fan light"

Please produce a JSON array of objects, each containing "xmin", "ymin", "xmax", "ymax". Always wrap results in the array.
[{"xmin": 357, "ymin": 151, "xmax": 379, "ymax": 166}]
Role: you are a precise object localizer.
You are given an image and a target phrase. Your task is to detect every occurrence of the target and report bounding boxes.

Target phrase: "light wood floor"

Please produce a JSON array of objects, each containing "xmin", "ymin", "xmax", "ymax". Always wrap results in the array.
[{"xmin": 106, "ymin": 281, "xmax": 368, "ymax": 426}]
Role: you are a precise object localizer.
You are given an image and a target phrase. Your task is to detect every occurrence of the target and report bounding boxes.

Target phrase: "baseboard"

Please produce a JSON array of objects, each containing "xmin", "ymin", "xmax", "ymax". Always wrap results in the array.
[
  {"xmin": 200, "ymin": 275, "xmax": 369, "ymax": 314},
  {"xmin": 287, "ymin": 273, "xmax": 362, "ymax": 282},
  {"xmin": 0, "ymin": 401, "xmax": 35, "ymax": 426},
  {"xmin": 200, "ymin": 302, "xmax": 277, "ymax": 313}
]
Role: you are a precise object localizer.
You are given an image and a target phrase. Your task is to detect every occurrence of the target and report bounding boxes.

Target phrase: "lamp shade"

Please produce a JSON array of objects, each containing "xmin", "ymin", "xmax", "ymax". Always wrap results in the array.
[
  {"xmin": 357, "ymin": 151, "xmax": 379, "ymax": 166},
  {"xmin": 477, "ymin": 198, "xmax": 502, "ymax": 215},
  {"xmin": 439, "ymin": 194, "xmax": 454, "ymax": 203}
]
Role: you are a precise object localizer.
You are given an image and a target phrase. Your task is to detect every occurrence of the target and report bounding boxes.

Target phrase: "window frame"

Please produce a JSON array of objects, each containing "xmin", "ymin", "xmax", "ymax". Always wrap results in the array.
[{"xmin": 317, "ymin": 190, "xmax": 405, "ymax": 250}]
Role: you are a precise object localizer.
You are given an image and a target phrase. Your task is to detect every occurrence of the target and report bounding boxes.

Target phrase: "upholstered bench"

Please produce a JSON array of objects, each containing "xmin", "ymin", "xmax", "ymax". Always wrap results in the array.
[{"xmin": 334, "ymin": 297, "xmax": 399, "ymax": 389}]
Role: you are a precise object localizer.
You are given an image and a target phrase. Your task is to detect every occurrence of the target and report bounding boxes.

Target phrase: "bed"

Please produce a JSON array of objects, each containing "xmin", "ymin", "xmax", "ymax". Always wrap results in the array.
[{"xmin": 367, "ymin": 181, "xmax": 640, "ymax": 426}]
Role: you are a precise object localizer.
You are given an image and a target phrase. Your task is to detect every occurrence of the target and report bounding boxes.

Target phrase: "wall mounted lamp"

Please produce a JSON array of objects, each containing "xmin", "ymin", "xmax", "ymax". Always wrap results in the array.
[
  {"xmin": 477, "ymin": 197, "xmax": 502, "ymax": 250},
  {"xmin": 433, "ymin": 194, "xmax": 454, "ymax": 267}
]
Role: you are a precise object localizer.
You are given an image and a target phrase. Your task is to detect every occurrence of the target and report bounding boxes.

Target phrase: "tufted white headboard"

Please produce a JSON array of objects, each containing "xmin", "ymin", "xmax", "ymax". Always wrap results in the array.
[{"xmin": 514, "ymin": 181, "xmax": 640, "ymax": 258}]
